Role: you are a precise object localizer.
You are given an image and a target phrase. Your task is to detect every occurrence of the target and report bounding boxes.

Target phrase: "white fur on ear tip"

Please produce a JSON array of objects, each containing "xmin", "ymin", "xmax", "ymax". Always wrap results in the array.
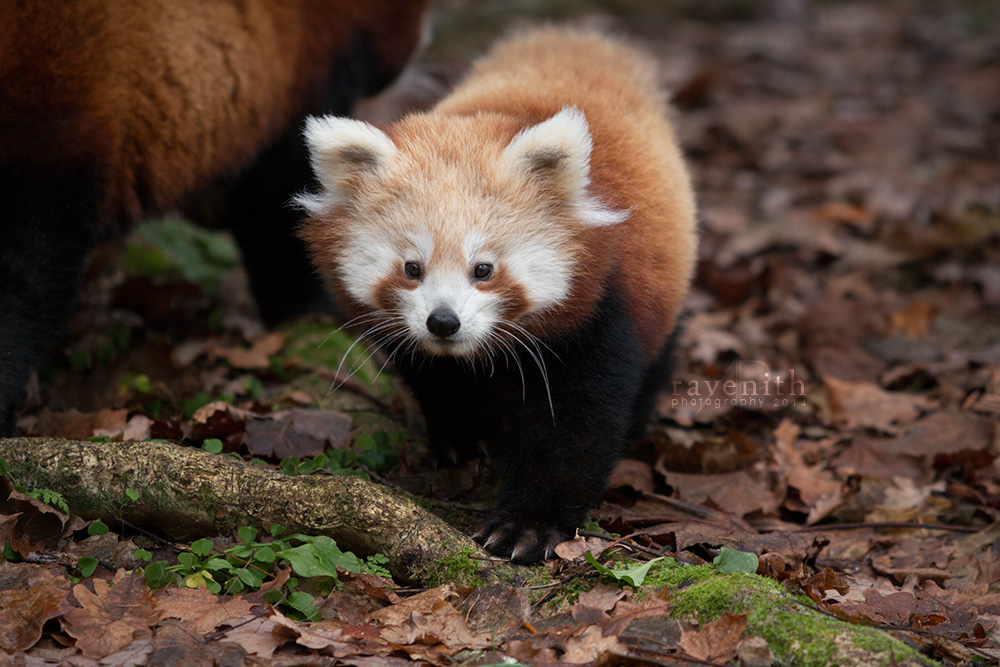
[
  {"xmin": 298, "ymin": 115, "xmax": 396, "ymax": 211},
  {"xmin": 503, "ymin": 106, "xmax": 593, "ymax": 175},
  {"xmin": 503, "ymin": 106, "xmax": 628, "ymax": 227}
]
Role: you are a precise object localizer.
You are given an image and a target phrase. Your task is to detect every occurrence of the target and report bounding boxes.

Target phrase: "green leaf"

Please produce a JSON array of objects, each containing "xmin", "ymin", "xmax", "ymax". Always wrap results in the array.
[
  {"xmin": 239, "ymin": 567, "xmax": 266, "ymax": 589},
  {"xmin": 585, "ymin": 551, "xmax": 663, "ymax": 587},
  {"xmin": 132, "ymin": 374, "xmax": 152, "ymax": 394},
  {"xmin": 79, "ymin": 557, "xmax": 99, "ymax": 578},
  {"xmin": 202, "ymin": 438, "xmax": 223, "ymax": 454},
  {"xmin": 176, "ymin": 552, "xmax": 196, "ymax": 569},
  {"xmin": 125, "ymin": 488, "xmax": 140, "ymax": 502},
  {"xmin": 184, "ymin": 570, "xmax": 215, "ymax": 590},
  {"xmin": 0, "ymin": 458, "xmax": 8, "ymax": 476},
  {"xmin": 133, "ymin": 549, "xmax": 152, "ymax": 562},
  {"xmin": 262, "ymin": 589, "xmax": 282, "ymax": 604},
  {"xmin": 237, "ymin": 526, "xmax": 258, "ymax": 543},
  {"xmin": 88, "ymin": 519, "xmax": 109, "ymax": 536},
  {"xmin": 205, "ymin": 558, "xmax": 235, "ymax": 572},
  {"xmin": 270, "ymin": 524, "xmax": 286, "ymax": 537},
  {"xmin": 276, "ymin": 535, "xmax": 360, "ymax": 579},
  {"xmin": 144, "ymin": 561, "xmax": 170, "ymax": 588},
  {"xmin": 28, "ymin": 488, "xmax": 69, "ymax": 513},
  {"xmin": 254, "ymin": 547, "xmax": 278, "ymax": 564},
  {"xmin": 714, "ymin": 547, "xmax": 759, "ymax": 575},
  {"xmin": 285, "ymin": 591, "xmax": 319, "ymax": 620},
  {"xmin": 190, "ymin": 538, "xmax": 214, "ymax": 557}
]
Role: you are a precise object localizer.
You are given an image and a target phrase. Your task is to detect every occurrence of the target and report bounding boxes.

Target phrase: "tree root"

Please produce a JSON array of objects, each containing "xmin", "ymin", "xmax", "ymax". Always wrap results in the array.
[{"xmin": 0, "ymin": 437, "xmax": 486, "ymax": 583}]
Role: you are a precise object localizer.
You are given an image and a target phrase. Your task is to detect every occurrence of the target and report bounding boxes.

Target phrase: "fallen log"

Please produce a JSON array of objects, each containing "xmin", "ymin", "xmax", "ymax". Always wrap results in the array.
[{"xmin": 0, "ymin": 437, "xmax": 482, "ymax": 583}]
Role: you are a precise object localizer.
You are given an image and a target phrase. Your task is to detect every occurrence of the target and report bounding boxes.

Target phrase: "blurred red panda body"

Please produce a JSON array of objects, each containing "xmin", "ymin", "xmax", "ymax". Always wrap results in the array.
[
  {"xmin": 0, "ymin": 1, "xmax": 429, "ymax": 435},
  {"xmin": 299, "ymin": 29, "xmax": 697, "ymax": 562}
]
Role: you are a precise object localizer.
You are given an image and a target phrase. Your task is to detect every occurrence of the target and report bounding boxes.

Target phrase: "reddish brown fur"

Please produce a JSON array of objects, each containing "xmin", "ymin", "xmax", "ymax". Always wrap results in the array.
[
  {"xmin": 433, "ymin": 29, "xmax": 697, "ymax": 361},
  {"xmin": 0, "ymin": 0, "xmax": 427, "ymax": 232}
]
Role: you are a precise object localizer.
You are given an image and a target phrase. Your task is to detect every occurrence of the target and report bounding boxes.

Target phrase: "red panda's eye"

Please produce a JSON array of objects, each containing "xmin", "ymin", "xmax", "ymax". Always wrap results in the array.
[
  {"xmin": 473, "ymin": 263, "xmax": 494, "ymax": 281},
  {"xmin": 404, "ymin": 261, "xmax": 422, "ymax": 279}
]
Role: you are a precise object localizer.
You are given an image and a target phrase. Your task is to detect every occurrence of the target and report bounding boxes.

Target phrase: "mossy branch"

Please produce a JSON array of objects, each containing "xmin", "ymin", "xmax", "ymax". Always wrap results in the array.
[{"xmin": 0, "ymin": 437, "xmax": 489, "ymax": 584}]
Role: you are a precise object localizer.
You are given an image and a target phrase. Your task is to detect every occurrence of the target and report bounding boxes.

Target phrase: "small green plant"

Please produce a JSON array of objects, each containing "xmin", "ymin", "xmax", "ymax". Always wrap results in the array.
[
  {"xmin": 585, "ymin": 551, "xmax": 664, "ymax": 587},
  {"xmin": 142, "ymin": 525, "xmax": 392, "ymax": 621},
  {"xmin": 119, "ymin": 373, "xmax": 152, "ymax": 397},
  {"xmin": 88, "ymin": 519, "xmax": 109, "ymax": 536},
  {"xmin": 243, "ymin": 376, "xmax": 264, "ymax": 400},
  {"xmin": 713, "ymin": 547, "xmax": 758, "ymax": 574},
  {"xmin": 279, "ymin": 431, "xmax": 401, "ymax": 478},
  {"xmin": 201, "ymin": 438, "xmax": 224, "ymax": 454},
  {"xmin": 78, "ymin": 557, "xmax": 99, "ymax": 578},
  {"xmin": 123, "ymin": 218, "xmax": 241, "ymax": 294},
  {"xmin": 355, "ymin": 430, "xmax": 399, "ymax": 471},
  {"xmin": 27, "ymin": 488, "xmax": 70, "ymax": 514}
]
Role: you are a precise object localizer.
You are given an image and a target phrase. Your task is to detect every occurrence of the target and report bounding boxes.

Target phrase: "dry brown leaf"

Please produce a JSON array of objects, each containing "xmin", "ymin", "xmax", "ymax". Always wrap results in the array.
[
  {"xmin": 662, "ymin": 469, "xmax": 782, "ymax": 517},
  {"xmin": 370, "ymin": 585, "xmax": 488, "ymax": 652},
  {"xmin": 678, "ymin": 613, "xmax": 748, "ymax": 663},
  {"xmin": 154, "ymin": 587, "xmax": 255, "ymax": 634},
  {"xmin": 771, "ymin": 420, "xmax": 844, "ymax": 522},
  {"xmin": 0, "ymin": 568, "xmax": 72, "ymax": 652},
  {"xmin": 25, "ymin": 408, "xmax": 131, "ymax": 440},
  {"xmin": 823, "ymin": 376, "xmax": 936, "ymax": 434},
  {"xmin": 813, "ymin": 201, "xmax": 875, "ymax": 231},
  {"xmin": 607, "ymin": 458, "xmax": 655, "ymax": 495},
  {"xmin": 553, "ymin": 533, "xmax": 610, "ymax": 561},
  {"xmin": 835, "ymin": 587, "xmax": 939, "ymax": 626},
  {"xmin": 146, "ymin": 619, "xmax": 247, "ymax": 666},
  {"xmin": 271, "ymin": 610, "xmax": 385, "ymax": 658},
  {"xmin": 885, "ymin": 411, "xmax": 996, "ymax": 458},
  {"xmin": 243, "ymin": 408, "xmax": 352, "ymax": 459},
  {"xmin": 0, "ymin": 477, "xmax": 69, "ymax": 557},
  {"xmin": 890, "ymin": 301, "xmax": 936, "ymax": 338},
  {"xmin": 458, "ymin": 584, "xmax": 528, "ymax": 639},
  {"xmin": 209, "ymin": 331, "xmax": 284, "ymax": 370},
  {"xmin": 212, "ymin": 616, "xmax": 283, "ymax": 658},
  {"xmin": 62, "ymin": 570, "xmax": 157, "ymax": 659},
  {"xmin": 799, "ymin": 568, "xmax": 850, "ymax": 604},
  {"xmin": 576, "ymin": 585, "xmax": 626, "ymax": 613},
  {"xmin": 563, "ymin": 624, "xmax": 628, "ymax": 663}
]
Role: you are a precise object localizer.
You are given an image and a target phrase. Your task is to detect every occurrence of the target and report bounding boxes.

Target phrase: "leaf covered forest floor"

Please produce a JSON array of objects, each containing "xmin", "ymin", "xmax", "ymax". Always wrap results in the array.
[{"xmin": 3, "ymin": 1, "xmax": 1000, "ymax": 665}]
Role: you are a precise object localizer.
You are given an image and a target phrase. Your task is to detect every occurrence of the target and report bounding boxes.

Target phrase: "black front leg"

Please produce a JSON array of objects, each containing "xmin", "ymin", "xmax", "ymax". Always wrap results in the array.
[
  {"xmin": 395, "ymin": 356, "xmax": 495, "ymax": 466},
  {"xmin": 0, "ymin": 167, "xmax": 97, "ymax": 436},
  {"xmin": 475, "ymin": 293, "xmax": 645, "ymax": 562}
]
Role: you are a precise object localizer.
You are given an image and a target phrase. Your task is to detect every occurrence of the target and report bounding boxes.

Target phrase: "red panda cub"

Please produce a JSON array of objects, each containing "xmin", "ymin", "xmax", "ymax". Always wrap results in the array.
[{"xmin": 298, "ymin": 28, "xmax": 697, "ymax": 562}]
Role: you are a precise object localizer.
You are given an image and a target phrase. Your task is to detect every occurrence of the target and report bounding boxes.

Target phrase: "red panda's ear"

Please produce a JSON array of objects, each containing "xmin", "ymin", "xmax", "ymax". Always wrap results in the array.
[
  {"xmin": 297, "ymin": 116, "xmax": 396, "ymax": 212},
  {"xmin": 502, "ymin": 107, "xmax": 627, "ymax": 226}
]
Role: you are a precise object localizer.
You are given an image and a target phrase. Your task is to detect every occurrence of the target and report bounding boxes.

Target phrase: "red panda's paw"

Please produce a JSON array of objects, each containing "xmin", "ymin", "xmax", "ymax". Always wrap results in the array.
[{"xmin": 473, "ymin": 512, "xmax": 571, "ymax": 564}]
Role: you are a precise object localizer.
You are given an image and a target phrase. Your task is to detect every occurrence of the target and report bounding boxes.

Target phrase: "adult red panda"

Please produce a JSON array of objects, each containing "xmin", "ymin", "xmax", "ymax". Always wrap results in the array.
[
  {"xmin": 298, "ymin": 28, "xmax": 698, "ymax": 562},
  {"xmin": 0, "ymin": 1, "xmax": 429, "ymax": 436}
]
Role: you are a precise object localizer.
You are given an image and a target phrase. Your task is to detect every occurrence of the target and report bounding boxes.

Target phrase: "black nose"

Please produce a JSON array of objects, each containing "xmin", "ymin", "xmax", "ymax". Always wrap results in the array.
[{"xmin": 426, "ymin": 307, "xmax": 461, "ymax": 338}]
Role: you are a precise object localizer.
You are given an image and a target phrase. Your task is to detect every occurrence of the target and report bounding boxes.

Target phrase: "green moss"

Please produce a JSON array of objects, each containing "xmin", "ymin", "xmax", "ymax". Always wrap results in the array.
[
  {"xmin": 279, "ymin": 320, "xmax": 396, "ymax": 396},
  {"xmin": 636, "ymin": 559, "xmax": 716, "ymax": 597},
  {"xmin": 659, "ymin": 571, "xmax": 934, "ymax": 666},
  {"xmin": 422, "ymin": 545, "xmax": 488, "ymax": 589}
]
